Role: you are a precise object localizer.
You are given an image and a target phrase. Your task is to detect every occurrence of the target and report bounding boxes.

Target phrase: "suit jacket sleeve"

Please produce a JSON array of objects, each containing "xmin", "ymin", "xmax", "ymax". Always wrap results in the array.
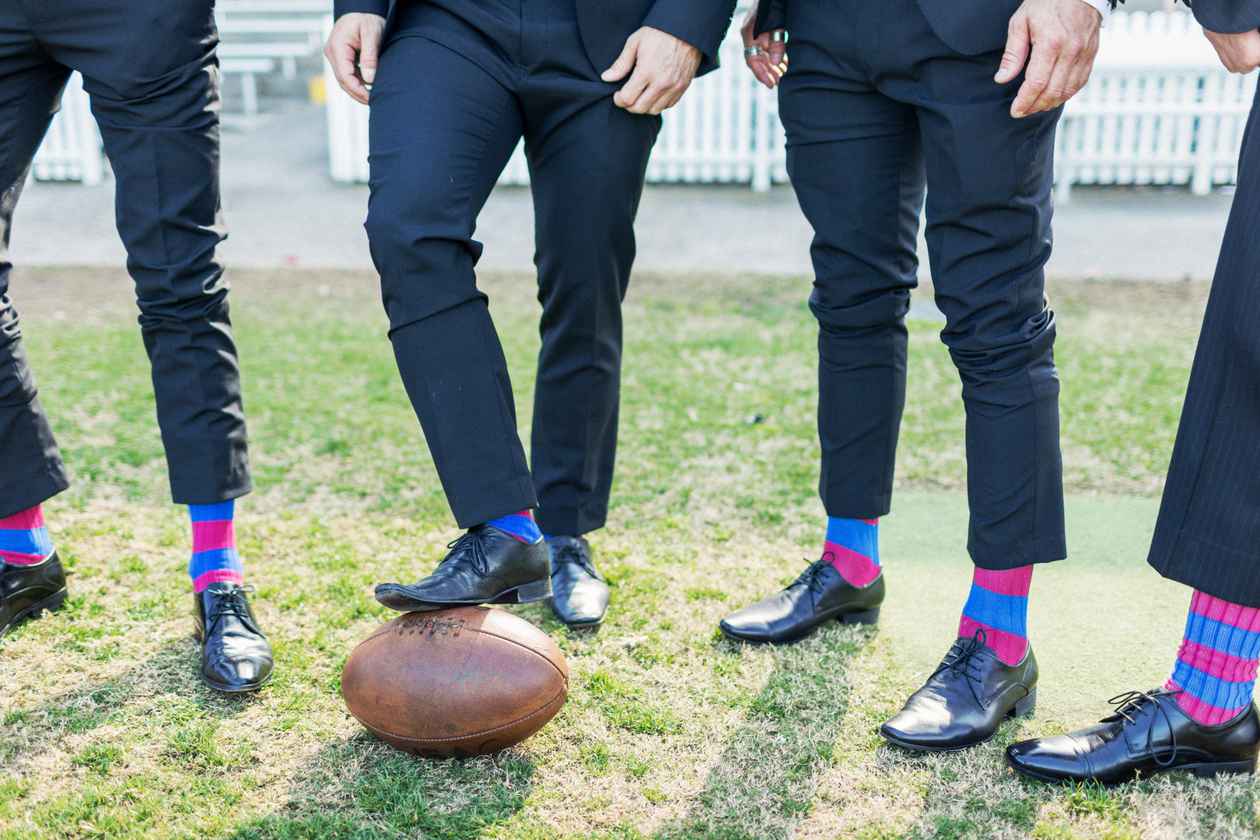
[
  {"xmin": 334, "ymin": 0, "xmax": 388, "ymax": 19},
  {"xmin": 755, "ymin": 0, "xmax": 787, "ymax": 35},
  {"xmin": 1183, "ymin": 0, "xmax": 1260, "ymax": 33},
  {"xmin": 642, "ymin": 0, "xmax": 738, "ymax": 75}
]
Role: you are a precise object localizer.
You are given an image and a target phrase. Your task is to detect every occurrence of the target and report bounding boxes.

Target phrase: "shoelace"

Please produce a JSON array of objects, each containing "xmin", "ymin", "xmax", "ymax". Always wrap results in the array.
[
  {"xmin": 792, "ymin": 557, "xmax": 833, "ymax": 596},
  {"xmin": 930, "ymin": 629, "xmax": 990, "ymax": 710},
  {"xmin": 552, "ymin": 542, "xmax": 601, "ymax": 580},
  {"xmin": 444, "ymin": 528, "xmax": 490, "ymax": 577},
  {"xmin": 1107, "ymin": 688, "xmax": 1183, "ymax": 768},
  {"xmin": 206, "ymin": 584, "xmax": 259, "ymax": 637}
]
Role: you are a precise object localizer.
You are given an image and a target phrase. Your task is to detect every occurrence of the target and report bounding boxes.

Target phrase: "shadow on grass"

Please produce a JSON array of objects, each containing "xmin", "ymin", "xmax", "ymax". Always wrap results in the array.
[
  {"xmin": 222, "ymin": 735, "xmax": 535, "ymax": 840},
  {"xmin": 655, "ymin": 624, "xmax": 877, "ymax": 840},
  {"xmin": 0, "ymin": 637, "xmax": 262, "ymax": 771}
]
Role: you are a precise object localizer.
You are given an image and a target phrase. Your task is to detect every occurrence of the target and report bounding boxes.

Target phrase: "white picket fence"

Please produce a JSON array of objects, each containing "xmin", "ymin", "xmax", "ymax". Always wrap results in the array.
[
  {"xmin": 33, "ymin": 10, "xmax": 1260, "ymax": 200},
  {"xmin": 326, "ymin": 10, "xmax": 1259, "ymax": 199}
]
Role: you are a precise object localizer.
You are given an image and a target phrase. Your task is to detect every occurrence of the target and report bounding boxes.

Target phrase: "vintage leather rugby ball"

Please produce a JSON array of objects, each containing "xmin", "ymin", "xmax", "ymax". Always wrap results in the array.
[{"xmin": 342, "ymin": 606, "xmax": 568, "ymax": 757}]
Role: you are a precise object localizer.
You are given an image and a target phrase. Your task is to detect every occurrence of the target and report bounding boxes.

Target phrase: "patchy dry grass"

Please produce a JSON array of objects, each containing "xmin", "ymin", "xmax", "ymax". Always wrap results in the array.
[{"xmin": 3, "ymin": 267, "xmax": 1254, "ymax": 839}]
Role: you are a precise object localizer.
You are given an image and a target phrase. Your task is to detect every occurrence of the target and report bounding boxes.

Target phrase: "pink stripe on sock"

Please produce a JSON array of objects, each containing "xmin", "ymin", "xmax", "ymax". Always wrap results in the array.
[
  {"xmin": 0, "ymin": 549, "xmax": 48, "ymax": 566},
  {"xmin": 863, "ymin": 519, "xmax": 879, "ymax": 526},
  {"xmin": 824, "ymin": 541, "xmax": 880, "ymax": 587},
  {"xmin": 1191, "ymin": 591, "xmax": 1260, "ymax": 632},
  {"xmin": 193, "ymin": 568, "xmax": 244, "ymax": 593},
  {"xmin": 191, "ymin": 520, "xmax": 235, "ymax": 553},
  {"xmin": 1166, "ymin": 679, "xmax": 1249, "ymax": 727},
  {"xmin": 959, "ymin": 616, "xmax": 1028, "ymax": 665},
  {"xmin": 971, "ymin": 566, "xmax": 1033, "ymax": 597},
  {"xmin": 1177, "ymin": 640, "xmax": 1260, "ymax": 683},
  {"xmin": 0, "ymin": 507, "xmax": 44, "ymax": 530}
]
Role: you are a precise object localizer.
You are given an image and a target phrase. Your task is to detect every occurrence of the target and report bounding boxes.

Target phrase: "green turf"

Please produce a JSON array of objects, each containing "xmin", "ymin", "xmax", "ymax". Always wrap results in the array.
[{"xmin": 2, "ymin": 267, "xmax": 1254, "ymax": 840}]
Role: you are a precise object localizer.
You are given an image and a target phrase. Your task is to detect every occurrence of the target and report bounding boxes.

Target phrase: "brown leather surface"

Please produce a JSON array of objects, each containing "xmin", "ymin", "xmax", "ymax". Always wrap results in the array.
[{"xmin": 342, "ymin": 606, "xmax": 568, "ymax": 757}]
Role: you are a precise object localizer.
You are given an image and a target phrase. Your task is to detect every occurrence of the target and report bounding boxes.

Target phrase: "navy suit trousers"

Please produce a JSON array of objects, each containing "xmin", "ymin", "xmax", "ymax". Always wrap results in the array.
[
  {"xmin": 365, "ymin": 0, "xmax": 660, "ymax": 533},
  {"xmin": 0, "ymin": 0, "xmax": 249, "ymax": 517},
  {"xmin": 780, "ymin": 0, "xmax": 1066, "ymax": 569}
]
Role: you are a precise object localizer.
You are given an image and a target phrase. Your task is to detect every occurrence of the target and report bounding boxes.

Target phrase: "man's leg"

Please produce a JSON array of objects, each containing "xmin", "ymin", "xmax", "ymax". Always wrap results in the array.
[
  {"xmin": 719, "ymin": 0, "xmax": 923, "ymax": 644},
  {"xmin": 0, "ymin": 11, "xmax": 73, "ymax": 638},
  {"xmin": 1008, "ymin": 85, "xmax": 1260, "ymax": 786},
  {"xmin": 877, "ymin": 0, "xmax": 1058, "ymax": 751},
  {"xmin": 41, "ymin": 0, "xmax": 268, "ymax": 690},
  {"xmin": 364, "ymin": 28, "xmax": 551, "ymax": 613},
  {"xmin": 522, "ymin": 83, "xmax": 659, "ymax": 626}
]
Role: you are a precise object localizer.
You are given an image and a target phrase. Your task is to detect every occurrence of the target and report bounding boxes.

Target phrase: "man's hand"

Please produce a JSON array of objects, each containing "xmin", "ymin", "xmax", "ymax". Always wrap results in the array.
[
  {"xmin": 740, "ymin": 2, "xmax": 788, "ymax": 90},
  {"xmin": 996, "ymin": 0, "xmax": 1102, "ymax": 119},
  {"xmin": 1203, "ymin": 28, "xmax": 1260, "ymax": 74},
  {"xmin": 601, "ymin": 27, "xmax": 703, "ymax": 115},
  {"xmin": 324, "ymin": 12, "xmax": 386, "ymax": 105}
]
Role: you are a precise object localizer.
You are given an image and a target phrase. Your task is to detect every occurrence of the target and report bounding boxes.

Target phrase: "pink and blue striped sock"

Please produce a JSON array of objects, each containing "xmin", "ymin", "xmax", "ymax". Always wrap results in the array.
[
  {"xmin": 958, "ymin": 565, "xmax": 1033, "ymax": 666},
  {"xmin": 485, "ymin": 510, "xmax": 543, "ymax": 544},
  {"xmin": 189, "ymin": 501, "xmax": 243, "ymax": 593},
  {"xmin": 0, "ymin": 505, "xmax": 54, "ymax": 566},
  {"xmin": 1166, "ymin": 590, "xmax": 1260, "ymax": 726},
  {"xmin": 823, "ymin": 517, "xmax": 880, "ymax": 587}
]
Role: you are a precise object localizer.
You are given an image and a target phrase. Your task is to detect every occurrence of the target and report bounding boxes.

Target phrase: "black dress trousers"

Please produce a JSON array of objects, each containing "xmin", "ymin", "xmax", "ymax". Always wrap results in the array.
[
  {"xmin": 1148, "ymin": 82, "xmax": 1260, "ymax": 606},
  {"xmin": 0, "ymin": 0, "xmax": 250, "ymax": 518},
  {"xmin": 364, "ymin": 0, "xmax": 660, "ymax": 533},
  {"xmin": 777, "ymin": 0, "xmax": 1066, "ymax": 569}
]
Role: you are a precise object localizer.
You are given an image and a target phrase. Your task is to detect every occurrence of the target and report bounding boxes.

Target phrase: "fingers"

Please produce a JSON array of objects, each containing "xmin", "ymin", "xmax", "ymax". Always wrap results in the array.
[
  {"xmin": 744, "ymin": 32, "xmax": 787, "ymax": 90},
  {"xmin": 326, "ymin": 35, "xmax": 369, "ymax": 105},
  {"xmin": 358, "ymin": 20, "xmax": 380, "ymax": 87},
  {"xmin": 1010, "ymin": 34, "xmax": 1059, "ymax": 118},
  {"xmin": 995, "ymin": 14, "xmax": 1031, "ymax": 85},
  {"xmin": 1026, "ymin": 48, "xmax": 1073, "ymax": 115},
  {"xmin": 613, "ymin": 65, "xmax": 652, "ymax": 110},
  {"xmin": 602, "ymin": 33, "xmax": 639, "ymax": 82}
]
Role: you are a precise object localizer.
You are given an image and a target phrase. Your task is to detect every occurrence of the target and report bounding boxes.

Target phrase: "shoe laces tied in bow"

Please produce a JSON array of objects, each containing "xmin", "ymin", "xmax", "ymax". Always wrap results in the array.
[
  {"xmin": 552, "ymin": 541, "xmax": 601, "ymax": 580},
  {"xmin": 206, "ymin": 584, "xmax": 259, "ymax": 636},
  {"xmin": 931, "ymin": 629, "xmax": 990, "ymax": 710},
  {"xmin": 444, "ymin": 527, "xmax": 492, "ymax": 577},
  {"xmin": 1107, "ymin": 687, "xmax": 1183, "ymax": 768}
]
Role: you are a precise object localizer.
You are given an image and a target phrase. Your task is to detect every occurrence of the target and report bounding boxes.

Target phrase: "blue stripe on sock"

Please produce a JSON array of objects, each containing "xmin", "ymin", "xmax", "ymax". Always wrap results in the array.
[
  {"xmin": 1172, "ymin": 660, "xmax": 1257, "ymax": 711},
  {"xmin": 0, "ymin": 526, "xmax": 53, "ymax": 557},
  {"xmin": 189, "ymin": 500, "xmax": 235, "ymax": 523},
  {"xmin": 487, "ymin": 512, "xmax": 542, "ymax": 544},
  {"xmin": 189, "ymin": 548, "xmax": 243, "ymax": 579},
  {"xmin": 961, "ymin": 586, "xmax": 1028, "ymax": 638},
  {"xmin": 1185, "ymin": 612, "xmax": 1260, "ymax": 661},
  {"xmin": 824, "ymin": 518, "xmax": 879, "ymax": 566}
]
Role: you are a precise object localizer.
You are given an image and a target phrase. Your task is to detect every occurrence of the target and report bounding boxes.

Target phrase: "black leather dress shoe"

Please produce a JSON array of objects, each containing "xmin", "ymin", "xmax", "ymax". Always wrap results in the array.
[
  {"xmin": 719, "ymin": 559, "xmax": 884, "ymax": 644},
  {"xmin": 375, "ymin": 525, "xmax": 551, "ymax": 612},
  {"xmin": 881, "ymin": 631, "xmax": 1037, "ymax": 752},
  {"xmin": 548, "ymin": 536, "xmax": 608, "ymax": 628},
  {"xmin": 0, "ymin": 553, "xmax": 68, "ymax": 639},
  {"xmin": 1007, "ymin": 688, "xmax": 1260, "ymax": 785},
  {"xmin": 194, "ymin": 584, "xmax": 273, "ymax": 693}
]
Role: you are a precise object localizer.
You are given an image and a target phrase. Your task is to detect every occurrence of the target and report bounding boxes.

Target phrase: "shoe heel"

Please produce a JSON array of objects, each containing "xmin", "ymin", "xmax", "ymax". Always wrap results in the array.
[
  {"xmin": 1192, "ymin": 758, "xmax": 1256, "ymax": 778},
  {"xmin": 41, "ymin": 589, "xmax": 68, "ymax": 615},
  {"xmin": 1013, "ymin": 687, "xmax": 1037, "ymax": 718},
  {"xmin": 511, "ymin": 577, "xmax": 552, "ymax": 604},
  {"xmin": 839, "ymin": 607, "xmax": 880, "ymax": 626}
]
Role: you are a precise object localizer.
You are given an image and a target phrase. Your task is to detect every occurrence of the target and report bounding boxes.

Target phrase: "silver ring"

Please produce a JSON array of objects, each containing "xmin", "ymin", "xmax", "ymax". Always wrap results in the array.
[
  {"xmin": 744, "ymin": 46, "xmax": 763, "ymax": 57},
  {"xmin": 770, "ymin": 30, "xmax": 790, "ymax": 44}
]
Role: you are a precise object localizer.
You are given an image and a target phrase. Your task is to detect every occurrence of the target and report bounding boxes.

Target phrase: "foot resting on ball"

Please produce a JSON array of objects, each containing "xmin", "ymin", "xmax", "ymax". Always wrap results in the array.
[{"xmin": 376, "ymin": 521, "xmax": 551, "ymax": 612}]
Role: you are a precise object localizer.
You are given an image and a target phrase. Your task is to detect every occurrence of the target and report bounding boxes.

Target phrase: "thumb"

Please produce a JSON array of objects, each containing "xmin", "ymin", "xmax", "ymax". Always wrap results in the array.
[
  {"xmin": 358, "ymin": 24, "xmax": 380, "ymax": 85},
  {"xmin": 602, "ymin": 34, "xmax": 639, "ymax": 82},
  {"xmin": 995, "ymin": 16, "xmax": 1030, "ymax": 84}
]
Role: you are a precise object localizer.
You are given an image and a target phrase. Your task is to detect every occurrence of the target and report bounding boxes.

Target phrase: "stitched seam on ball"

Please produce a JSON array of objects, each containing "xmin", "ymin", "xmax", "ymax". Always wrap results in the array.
[{"xmin": 361, "ymin": 690, "xmax": 566, "ymax": 743}]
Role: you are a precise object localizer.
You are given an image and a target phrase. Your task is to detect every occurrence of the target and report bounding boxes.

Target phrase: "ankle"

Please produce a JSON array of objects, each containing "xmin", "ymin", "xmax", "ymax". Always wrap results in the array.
[{"xmin": 0, "ymin": 504, "xmax": 55, "ymax": 566}]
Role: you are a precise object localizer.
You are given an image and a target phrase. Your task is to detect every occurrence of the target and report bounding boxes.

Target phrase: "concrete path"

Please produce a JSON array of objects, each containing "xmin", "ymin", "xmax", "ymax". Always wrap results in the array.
[{"xmin": 11, "ymin": 101, "xmax": 1234, "ymax": 284}]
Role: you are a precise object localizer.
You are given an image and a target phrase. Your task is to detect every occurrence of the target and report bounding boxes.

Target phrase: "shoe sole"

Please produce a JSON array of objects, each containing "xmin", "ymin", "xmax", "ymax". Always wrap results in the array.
[
  {"xmin": 881, "ymin": 688, "xmax": 1038, "ymax": 754},
  {"xmin": 1007, "ymin": 754, "xmax": 1257, "ymax": 786},
  {"xmin": 719, "ymin": 606, "xmax": 881, "ymax": 645},
  {"xmin": 377, "ymin": 576, "xmax": 553, "ymax": 612},
  {"xmin": 0, "ymin": 587, "xmax": 68, "ymax": 641}
]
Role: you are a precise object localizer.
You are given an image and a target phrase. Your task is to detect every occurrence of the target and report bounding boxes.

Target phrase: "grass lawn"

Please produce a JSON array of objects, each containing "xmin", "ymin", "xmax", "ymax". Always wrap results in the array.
[{"xmin": 2, "ymin": 266, "xmax": 1254, "ymax": 840}]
